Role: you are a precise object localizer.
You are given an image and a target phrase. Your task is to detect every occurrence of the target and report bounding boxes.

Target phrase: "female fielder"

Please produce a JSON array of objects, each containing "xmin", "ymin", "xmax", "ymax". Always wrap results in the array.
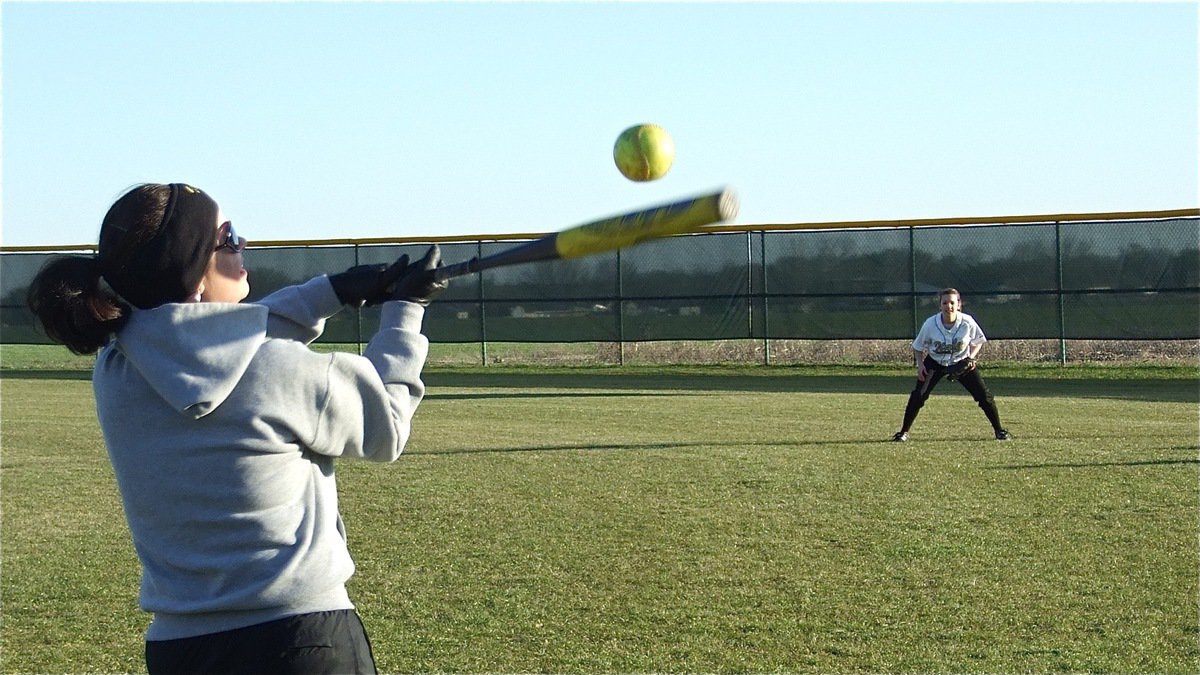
[
  {"xmin": 892, "ymin": 288, "xmax": 1010, "ymax": 442},
  {"xmin": 27, "ymin": 183, "xmax": 447, "ymax": 674}
]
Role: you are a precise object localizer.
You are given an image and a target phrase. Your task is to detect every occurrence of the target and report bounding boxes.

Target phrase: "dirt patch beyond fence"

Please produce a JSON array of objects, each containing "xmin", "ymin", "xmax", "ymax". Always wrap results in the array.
[{"xmin": 433, "ymin": 339, "xmax": 1200, "ymax": 367}]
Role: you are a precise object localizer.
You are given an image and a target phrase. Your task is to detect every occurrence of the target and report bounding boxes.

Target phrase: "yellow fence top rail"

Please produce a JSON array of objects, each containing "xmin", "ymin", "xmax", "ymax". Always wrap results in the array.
[{"xmin": 2, "ymin": 207, "xmax": 1196, "ymax": 253}]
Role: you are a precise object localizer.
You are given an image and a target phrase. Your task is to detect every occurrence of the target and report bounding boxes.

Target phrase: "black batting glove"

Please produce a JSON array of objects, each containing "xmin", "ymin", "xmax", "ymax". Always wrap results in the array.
[
  {"xmin": 389, "ymin": 245, "xmax": 449, "ymax": 307},
  {"xmin": 329, "ymin": 263, "xmax": 391, "ymax": 307},
  {"xmin": 330, "ymin": 251, "xmax": 421, "ymax": 307}
]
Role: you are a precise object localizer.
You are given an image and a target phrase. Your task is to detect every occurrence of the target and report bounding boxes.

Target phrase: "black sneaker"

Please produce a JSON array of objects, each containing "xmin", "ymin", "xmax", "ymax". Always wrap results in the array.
[
  {"xmin": 892, "ymin": 431, "xmax": 909, "ymax": 442},
  {"xmin": 995, "ymin": 429, "xmax": 1011, "ymax": 441}
]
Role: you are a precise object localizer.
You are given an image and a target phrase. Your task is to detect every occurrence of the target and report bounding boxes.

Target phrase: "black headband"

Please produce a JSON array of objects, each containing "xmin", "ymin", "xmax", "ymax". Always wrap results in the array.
[{"xmin": 99, "ymin": 183, "xmax": 220, "ymax": 309}]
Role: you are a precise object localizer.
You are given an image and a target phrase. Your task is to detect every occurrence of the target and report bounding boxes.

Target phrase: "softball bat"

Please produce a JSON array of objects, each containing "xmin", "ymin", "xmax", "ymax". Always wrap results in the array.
[{"xmin": 432, "ymin": 188, "xmax": 739, "ymax": 281}]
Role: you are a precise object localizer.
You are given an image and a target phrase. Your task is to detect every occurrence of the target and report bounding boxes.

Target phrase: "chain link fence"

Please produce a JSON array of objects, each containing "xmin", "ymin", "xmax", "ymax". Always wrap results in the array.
[{"xmin": 3, "ymin": 213, "xmax": 1197, "ymax": 363}]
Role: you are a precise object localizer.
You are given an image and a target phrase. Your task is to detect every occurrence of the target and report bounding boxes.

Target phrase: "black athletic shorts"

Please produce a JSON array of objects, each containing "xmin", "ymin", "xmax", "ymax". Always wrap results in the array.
[{"xmin": 145, "ymin": 609, "xmax": 376, "ymax": 675}]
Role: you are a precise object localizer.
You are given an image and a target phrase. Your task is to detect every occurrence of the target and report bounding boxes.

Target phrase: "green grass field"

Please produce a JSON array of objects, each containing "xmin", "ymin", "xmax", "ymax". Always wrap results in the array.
[{"xmin": 1, "ymin": 355, "xmax": 1197, "ymax": 673}]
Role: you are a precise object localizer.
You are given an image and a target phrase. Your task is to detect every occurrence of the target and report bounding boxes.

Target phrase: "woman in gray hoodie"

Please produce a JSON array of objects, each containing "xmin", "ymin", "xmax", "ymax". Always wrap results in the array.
[{"xmin": 27, "ymin": 183, "xmax": 446, "ymax": 674}]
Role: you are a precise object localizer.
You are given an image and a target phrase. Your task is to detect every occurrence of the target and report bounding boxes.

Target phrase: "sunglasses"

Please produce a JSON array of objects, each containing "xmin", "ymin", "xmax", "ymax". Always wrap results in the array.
[{"xmin": 214, "ymin": 221, "xmax": 246, "ymax": 253}]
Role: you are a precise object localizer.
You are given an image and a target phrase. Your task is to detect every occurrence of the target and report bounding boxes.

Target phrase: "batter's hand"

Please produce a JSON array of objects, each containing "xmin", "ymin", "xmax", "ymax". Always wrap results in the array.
[
  {"xmin": 329, "ymin": 263, "xmax": 391, "ymax": 307},
  {"xmin": 389, "ymin": 245, "xmax": 448, "ymax": 307}
]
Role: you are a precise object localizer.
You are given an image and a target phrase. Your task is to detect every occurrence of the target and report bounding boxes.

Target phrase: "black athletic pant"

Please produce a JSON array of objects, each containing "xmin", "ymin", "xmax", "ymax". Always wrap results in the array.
[
  {"xmin": 145, "ymin": 609, "xmax": 376, "ymax": 675},
  {"xmin": 900, "ymin": 356, "xmax": 1003, "ymax": 434}
]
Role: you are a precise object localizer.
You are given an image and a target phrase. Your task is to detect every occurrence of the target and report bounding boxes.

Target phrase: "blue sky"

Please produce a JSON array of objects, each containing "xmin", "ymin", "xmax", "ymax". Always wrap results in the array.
[{"xmin": 2, "ymin": 1, "xmax": 1196, "ymax": 247}]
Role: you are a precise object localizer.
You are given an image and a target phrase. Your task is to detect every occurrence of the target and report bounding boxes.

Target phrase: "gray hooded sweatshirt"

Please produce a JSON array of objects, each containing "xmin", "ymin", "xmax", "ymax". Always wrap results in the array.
[{"xmin": 93, "ymin": 276, "xmax": 428, "ymax": 641}]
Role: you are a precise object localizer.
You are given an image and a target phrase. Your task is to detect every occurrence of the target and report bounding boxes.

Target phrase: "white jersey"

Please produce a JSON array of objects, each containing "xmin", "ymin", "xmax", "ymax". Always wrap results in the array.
[{"xmin": 913, "ymin": 312, "xmax": 987, "ymax": 366}]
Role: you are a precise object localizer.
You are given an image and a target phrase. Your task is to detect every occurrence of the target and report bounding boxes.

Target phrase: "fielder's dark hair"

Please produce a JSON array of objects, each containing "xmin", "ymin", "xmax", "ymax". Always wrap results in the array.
[{"xmin": 26, "ymin": 183, "xmax": 218, "ymax": 355}]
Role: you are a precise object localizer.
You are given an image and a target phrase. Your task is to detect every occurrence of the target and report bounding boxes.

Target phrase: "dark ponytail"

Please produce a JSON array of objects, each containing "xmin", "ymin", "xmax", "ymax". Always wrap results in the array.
[
  {"xmin": 26, "ymin": 182, "xmax": 219, "ymax": 354},
  {"xmin": 26, "ymin": 255, "xmax": 131, "ymax": 355}
]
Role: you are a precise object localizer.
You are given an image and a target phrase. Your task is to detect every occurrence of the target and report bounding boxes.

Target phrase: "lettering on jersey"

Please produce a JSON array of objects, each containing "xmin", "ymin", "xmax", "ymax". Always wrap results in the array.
[{"xmin": 932, "ymin": 338, "xmax": 966, "ymax": 355}]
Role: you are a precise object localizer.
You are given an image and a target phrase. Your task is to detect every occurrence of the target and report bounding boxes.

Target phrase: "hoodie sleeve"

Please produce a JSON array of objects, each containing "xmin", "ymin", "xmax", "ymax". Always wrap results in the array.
[
  {"xmin": 258, "ymin": 277, "xmax": 344, "ymax": 345},
  {"xmin": 308, "ymin": 301, "xmax": 430, "ymax": 462}
]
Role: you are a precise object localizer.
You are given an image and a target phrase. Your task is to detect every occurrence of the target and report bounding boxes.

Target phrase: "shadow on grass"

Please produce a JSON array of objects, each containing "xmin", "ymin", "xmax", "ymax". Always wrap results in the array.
[
  {"xmin": 989, "ymin": 458, "xmax": 1199, "ymax": 470},
  {"xmin": 425, "ymin": 371, "xmax": 1197, "ymax": 404},
  {"xmin": 428, "ymin": 391, "xmax": 679, "ymax": 401},
  {"xmin": 4, "ymin": 368, "xmax": 1195, "ymax": 404},
  {"xmin": 421, "ymin": 443, "xmax": 1200, "ymax": 464},
  {"xmin": 420, "ymin": 439, "xmax": 888, "ymax": 456},
  {"xmin": 0, "ymin": 369, "xmax": 92, "ymax": 381}
]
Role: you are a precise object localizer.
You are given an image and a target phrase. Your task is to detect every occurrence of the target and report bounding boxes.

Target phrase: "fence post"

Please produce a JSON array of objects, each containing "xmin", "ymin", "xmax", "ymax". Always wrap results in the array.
[
  {"xmin": 354, "ymin": 244, "xmax": 364, "ymax": 356},
  {"xmin": 909, "ymin": 226, "xmax": 918, "ymax": 335},
  {"xmin": 1055, "ymin": 221, "xmax": 1067, "ymax": 365},
  {"xmin": 617, "ymin": 247, "xmax": 625, "ymax": 366},
  {"xmin": 477, "ymin": 240, "xmax": 488, "ymax": 366},
  {"xmin": 759, "ymin": 231, "xmax": 770, "ymax": 366}
]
